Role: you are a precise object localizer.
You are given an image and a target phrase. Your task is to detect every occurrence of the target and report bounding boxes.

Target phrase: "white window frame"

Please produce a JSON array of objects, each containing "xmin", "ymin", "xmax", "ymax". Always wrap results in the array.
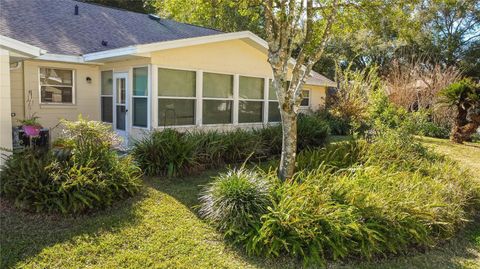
[
  {"xmin": 238, "ymin": 75, "xmax": 265, "ymax": 124},
  {"xmin": 100, "ymin": 69, "xmax": 114, "ymax": 124},
  {"xmin": 131, "ymin": 65, "xmax": 151, "ymax": 129},
  {"xmin": 300, "ymin": 89, "xmax": 311, "ymax": 108},
  {"xmin": 157, "ymin": 67, "xmax": 197, "ymax": 127},
  {"xmin": 38, "ymin": 67, "xmax": 75, "ymax": 105},
  {"xmin": 202, "ymin": 71, "xmax": 235, "ymax": 125}
]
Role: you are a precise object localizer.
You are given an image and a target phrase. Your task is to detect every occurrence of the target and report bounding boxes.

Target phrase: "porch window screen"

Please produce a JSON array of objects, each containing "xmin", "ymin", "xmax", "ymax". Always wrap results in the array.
[
  {"xmin": 300, "ymin": 90, "xmax": 310, "ymax": 107},
  {"xmin": 101, "ymin": 70, "xmax": 113, "ymax": 123},
  {"xmin": 268, "ymin": 80, "xmax": 281, "ymax": 122},
  {"xmin": 133, "ymin": 67, "xmax": 148, "ymax": 128},
  {"xmin": 239, "ymin": 76, "xmax": 263, "ymax": 123},
  {"xmin": 39, "ymin": 67, "xmax": 74, "ymax": 104},
  {"xmin": 158, "ymin": 68, "xmax": 196, "ymax": 126},
  {"xmin": 203, "ymin": 72, "xmax": 233, "ymax": 124}
]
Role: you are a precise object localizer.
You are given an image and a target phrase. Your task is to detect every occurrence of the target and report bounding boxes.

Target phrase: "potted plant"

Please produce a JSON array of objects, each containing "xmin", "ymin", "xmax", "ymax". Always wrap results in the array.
[{"xmin": 18, "ymin": 114, "xmax": 42, "ymax": 137}]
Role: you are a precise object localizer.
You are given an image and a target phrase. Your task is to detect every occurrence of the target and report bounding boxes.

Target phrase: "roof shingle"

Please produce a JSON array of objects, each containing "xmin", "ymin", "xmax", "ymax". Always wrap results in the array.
[{"xmin": 0, "ymin": 0, "xmax": 222, "ymax": 55}]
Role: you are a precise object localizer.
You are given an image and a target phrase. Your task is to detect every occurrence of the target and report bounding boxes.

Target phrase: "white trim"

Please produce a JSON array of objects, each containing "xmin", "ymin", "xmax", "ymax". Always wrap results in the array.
[
  {"xmin": 83, "ymin": 31, "xmax": 267, "ymax": 62},
  {"xmin": 36, "ymin": 53, "xmax": 103, "ymax": 65},
  {"xmin": 195, "ymin": 70, "xmax": 203, "ymax": 126},
  {"xmin": 151, "ymin": 64, "xmax": 159, "ymax": 128},
  {"xmin": 263, "ymin": 78, "xmax": 269, "ymax": 125},
  {"xmin": 0, "ymin": 35, "xmax": 45, "ymax": 57},
  {"xmin": 233, "ymin": 74, "xmax": 239, "ymax": 125}
]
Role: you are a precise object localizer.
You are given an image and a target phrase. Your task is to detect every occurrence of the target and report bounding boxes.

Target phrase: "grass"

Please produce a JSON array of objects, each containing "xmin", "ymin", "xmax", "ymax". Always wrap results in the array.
[{"xmin": 1, "ymin": 137, "xmax": 479, "ymax": 268}]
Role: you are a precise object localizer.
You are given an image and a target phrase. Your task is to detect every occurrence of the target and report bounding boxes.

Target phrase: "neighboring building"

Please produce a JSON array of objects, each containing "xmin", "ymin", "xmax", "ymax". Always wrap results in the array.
[{"xmin": 0, "ymin": 0, "xmax": 335, "ymax": 158}]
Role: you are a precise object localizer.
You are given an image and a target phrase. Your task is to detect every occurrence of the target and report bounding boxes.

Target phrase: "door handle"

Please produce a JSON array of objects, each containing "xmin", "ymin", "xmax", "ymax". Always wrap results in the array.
[{"xmin": 125, "ymin": 109, "xmax": 129, "ymax": 112}]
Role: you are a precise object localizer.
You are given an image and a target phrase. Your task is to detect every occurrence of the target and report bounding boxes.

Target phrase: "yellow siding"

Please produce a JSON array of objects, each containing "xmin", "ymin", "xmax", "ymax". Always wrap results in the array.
[
  {"xmin": 151, "ymin": 39, "xmax": 272, "ymax": 78},
  {"xmin": 302, "ymin": 85, "xmax": 327, "ymax": 112},
  {"xmin": 10, "ymin": 63, "xmax": 24, "ymax": 126},
  {"xmin": 22, "ymin": 60, "xmax": 100, "ymax": 137}
]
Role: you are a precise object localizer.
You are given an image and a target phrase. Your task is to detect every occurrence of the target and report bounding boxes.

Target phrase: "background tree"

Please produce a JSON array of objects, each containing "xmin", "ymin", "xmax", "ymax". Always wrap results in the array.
[{"xmin": 152, "ymin": 0, "xmax": 265, "ymax": 37}]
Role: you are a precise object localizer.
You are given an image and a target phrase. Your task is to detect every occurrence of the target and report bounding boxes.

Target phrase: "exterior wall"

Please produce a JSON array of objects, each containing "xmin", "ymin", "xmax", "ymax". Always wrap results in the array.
[
  {"xmin": 22, "ymin": 60, "xmax": 101, "ymax": 137},
  {"xmin": 150, "ymin": 39, "xmax": 272, "ymax": 78},
  {"xmin": 301, "ymin": 85, "xmax": 326, "ymax": 113},
  {"xmin": 0, "ymin": 49, "xmax": 13, "ymax": 166},
  {"xmin": 10, "ymin": 62, "xmax": 24, "ymax": 126},
  {"xmin": 8, "ymin": 40, "xmax": 331, "ymax": 145}
]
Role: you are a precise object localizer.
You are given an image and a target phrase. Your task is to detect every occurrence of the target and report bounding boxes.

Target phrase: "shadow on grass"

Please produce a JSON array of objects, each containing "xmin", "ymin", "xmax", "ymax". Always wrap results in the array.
[
  {"xmin": 143, "ymin": 172, "xmax": 301, "ymax": 269},
  {"xmin": 0, "ymin": 191, "xmax": 145, "ymax": 269},
  {"xmin": 147, "ymin": 171, "xmax": 480, "ymax": 269}
]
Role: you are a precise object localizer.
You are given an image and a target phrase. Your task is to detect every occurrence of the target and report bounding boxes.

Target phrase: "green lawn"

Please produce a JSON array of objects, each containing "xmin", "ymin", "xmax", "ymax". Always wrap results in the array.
[{"xmin": 1, "ymin": 137, "xmax": 479, "ymax": 268}]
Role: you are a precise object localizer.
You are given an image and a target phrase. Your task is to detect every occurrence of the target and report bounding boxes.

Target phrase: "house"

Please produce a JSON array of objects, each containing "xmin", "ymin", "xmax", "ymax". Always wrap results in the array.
[{"xmin": 0, "ymin": 0, "xmax": 336, "ymax": 161}]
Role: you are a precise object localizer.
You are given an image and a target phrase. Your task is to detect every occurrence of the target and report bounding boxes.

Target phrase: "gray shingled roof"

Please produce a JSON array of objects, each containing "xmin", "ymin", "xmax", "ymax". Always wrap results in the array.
[{"xmin": 0, "ymin": 0, "xmax": 222, "ymax": 55}]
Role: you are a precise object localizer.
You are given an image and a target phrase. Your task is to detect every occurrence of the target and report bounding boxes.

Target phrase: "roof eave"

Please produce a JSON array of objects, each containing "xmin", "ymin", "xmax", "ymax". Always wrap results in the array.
[{"xmin": 0, "ymin": 35, "xmax": 46, "ymax": 58}]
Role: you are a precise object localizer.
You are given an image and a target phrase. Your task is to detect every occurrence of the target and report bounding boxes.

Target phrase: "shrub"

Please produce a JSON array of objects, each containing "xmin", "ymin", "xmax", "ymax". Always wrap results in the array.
[
  {"xmin": 199, "ymin": 168, "xmax": 272, "ymax": 242},
  {"xmin": 315, "ymin": 110, "xmax": 352, "ymax": 135},
  {"xmin": 206, "ymin": 130, "xmax": 479, "ymax": 265},
  {"xmin": 0, "ymin": 117, "xmax": 142, "ymax": 214},
  {"xmin": 132, "ymin": 115, "xmax": 330, "ymax": 177},
  {"xmin": 132, "ymin": 129, "xmax": 199, "ymax": 177},
  {"xmin": 297, "ymin": 114, "xmax": 330, "ymax": 150}
]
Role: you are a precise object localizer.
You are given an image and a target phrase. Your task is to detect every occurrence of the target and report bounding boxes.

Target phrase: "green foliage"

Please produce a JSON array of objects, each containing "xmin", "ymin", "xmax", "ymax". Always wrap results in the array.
[
  {"xmin": 199, "ymin": 168, "xmax": 272, "ymax": 242},
  {"xmin": 209, "ymin": 130, "xmax": 479, "ymax": 265},
  {"xmin": 132, "ymin": 115, "xmax": 330, "ymax": 177},
  {"xmin": 297, "ymin": 114, "xmax": 330, "ymax": 150},
  {"xmin": 132, "ymin": 129, "xmax": 200, "ymax": 177},
  {"xmin": 0, "ymin": 117, "xmax": 142, "ymax": 214},
  {"xmin": 315, "ymin": 110, "xmax": 352, "ymax": 135},
  {"xmin": 154, "ymin": 0, "xmax": 265, "ymax": 37},
  {"xmin": 440, "ymin": 78, "xmax": 480, "ymax": 107},
  {"xmin": 17, "ymin": 113, "xmax": 41, "ymax": 127}
]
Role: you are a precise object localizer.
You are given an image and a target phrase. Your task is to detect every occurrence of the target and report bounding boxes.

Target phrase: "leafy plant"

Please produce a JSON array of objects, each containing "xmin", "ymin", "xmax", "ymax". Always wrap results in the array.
[
  {"xmin": 297, "ymin": 114, "xmax": 330, "ymax": 150},
  {"xmin": 198, "ymin": 168, "xmax": 272, "ymax": 242},
  {"xmin": 132, "ymin": 129, "xmax": 199, "ymax": 177},
  {"xmin": 17, "ymin": 113, "xmax": 41, "ymax": 127},
  {"xmin": 0, "ymin": 117, "xmax": 142, "ymax": 214},
  {"xmin": 207, "ymin": 129, "xmax": 479, "ymax": 266}
]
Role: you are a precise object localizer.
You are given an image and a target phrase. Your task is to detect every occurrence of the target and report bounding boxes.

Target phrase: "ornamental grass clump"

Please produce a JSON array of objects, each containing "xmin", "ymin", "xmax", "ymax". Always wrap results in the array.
[
  {"xmin": 199, "ymin": 168, "xmax": 272, "ymax": 242},
  {"xmin": 0, "ymin": 117, "xmax": 142, "ymax": 214}
]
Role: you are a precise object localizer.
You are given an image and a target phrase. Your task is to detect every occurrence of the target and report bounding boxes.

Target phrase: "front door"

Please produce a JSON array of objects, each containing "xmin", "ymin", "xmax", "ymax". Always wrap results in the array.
[{"xmin": 113, "ymin": 72, "xmax": 129, "ymax": 144}]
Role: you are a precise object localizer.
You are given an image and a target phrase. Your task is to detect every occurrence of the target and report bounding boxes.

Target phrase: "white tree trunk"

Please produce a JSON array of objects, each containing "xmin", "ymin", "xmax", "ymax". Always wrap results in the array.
[{"xmin": 279, "ymin": 109, "xmax": 297, "ymax": 180}]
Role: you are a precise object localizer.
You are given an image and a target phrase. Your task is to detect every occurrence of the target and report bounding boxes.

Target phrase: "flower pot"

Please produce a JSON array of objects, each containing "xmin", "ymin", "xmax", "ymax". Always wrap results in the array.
[{"xmin": 22, "ymin": 125, "xmax": 42, "ymax": 137}]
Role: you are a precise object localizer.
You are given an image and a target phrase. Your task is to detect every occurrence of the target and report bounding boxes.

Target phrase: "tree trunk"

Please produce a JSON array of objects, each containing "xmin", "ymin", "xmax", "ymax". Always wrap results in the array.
[
  {"xmin": 279, "ymin": 109, "xmax": 297, "ymax": 181},
  {"xmin": 450, "ymin": 104, "xmax": 479, "ymax": 143}
]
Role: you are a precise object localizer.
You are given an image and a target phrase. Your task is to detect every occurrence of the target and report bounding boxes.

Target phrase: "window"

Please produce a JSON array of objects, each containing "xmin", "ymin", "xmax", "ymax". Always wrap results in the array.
[
  {"xmin": 239, "ymin": 76, "xmax": 263, "ymax": 123},
  {"xmin": 101, "ymin": 71, "xmax": 113, "ymax": 123},
  {"xmin": 203, "ymin": 72, "xmax": 233, "ymax": 124},
  {"xmin": 39, "ymin": 67, "xmax": 74, "ymax": 104},
  {"xmin": 133, "ymin": 67, "xmax": 148, "ymax": 128},
  {"xmin": 300, "ymin": 90, "xmax": 310, "ymax": 107},
  {"xmin": 158, "ymin": 68, "xmax": 196, "ymax": 126},
  {"xmin": 268, "ymin": 80, "xmax": 281, "ymax": 122}
]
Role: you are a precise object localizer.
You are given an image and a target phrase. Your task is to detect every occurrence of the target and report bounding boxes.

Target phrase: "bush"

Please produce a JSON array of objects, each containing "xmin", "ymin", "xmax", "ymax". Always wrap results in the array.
[
  {"xmin": 132, "ymin": 115, "xmax": 330, "ymax": 177},
  {"xmin": 315, "ymin": 110, "xmax": 352, "ymax": 135},
  {"xmin": 0, "ymin": 117, "xmax": 142, "ymax": 214},
  {"xmin": 132, "ymin": 129, "xmax": 199, "ymax": 177},
  {"xmin": 297, "ymin": 114, "xmax": 330, "ymax": 150},
  {"xmin": 204, "ymin": 130, "xmax": 479, "ymax": 265},
  {"xmin": 198, "ymin": 168, "xmax": 272, "ymax": 242}
]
